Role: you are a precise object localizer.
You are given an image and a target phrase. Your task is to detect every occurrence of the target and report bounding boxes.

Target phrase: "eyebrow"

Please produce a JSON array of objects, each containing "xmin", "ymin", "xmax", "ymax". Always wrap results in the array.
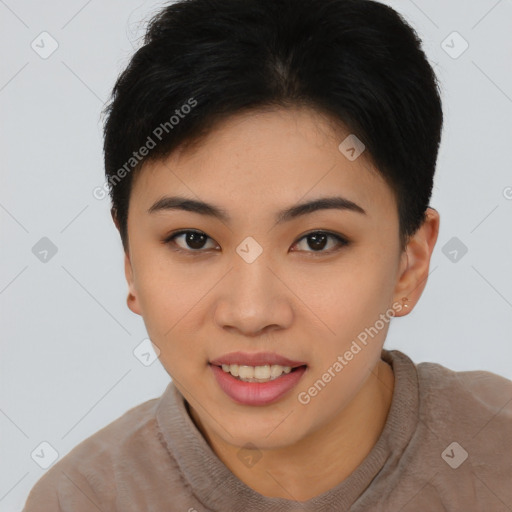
[{"xmin": 147, "ymin": 195, "xmax": 366, "ymax": 224}]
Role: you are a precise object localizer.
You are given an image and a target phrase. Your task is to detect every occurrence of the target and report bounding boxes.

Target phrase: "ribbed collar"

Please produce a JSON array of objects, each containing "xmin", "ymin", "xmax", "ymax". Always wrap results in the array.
[{"xmin": 156, "ymin": 349, "xmax": 419, "ymax": 511}]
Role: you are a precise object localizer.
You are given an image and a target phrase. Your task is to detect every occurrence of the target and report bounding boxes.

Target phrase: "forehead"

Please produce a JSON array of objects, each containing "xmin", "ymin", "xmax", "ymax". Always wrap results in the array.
[{"xmin": 131, "ymin": 107, "xmax": 395, "ymax": 222}]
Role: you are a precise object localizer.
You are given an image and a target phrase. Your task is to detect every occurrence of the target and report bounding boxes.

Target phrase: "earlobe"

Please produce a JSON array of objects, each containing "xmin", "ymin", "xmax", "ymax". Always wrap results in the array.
[
  {"xmin": 127, "ymin": 292, "xmax": 141, "ymax": 315},
  {"xmin": 124, "ymin": 251, "xmax": 142, "ymax": 316},
  {"xmin": 393, "ymin": 208, "xmax": 440, "ymax": 316}
]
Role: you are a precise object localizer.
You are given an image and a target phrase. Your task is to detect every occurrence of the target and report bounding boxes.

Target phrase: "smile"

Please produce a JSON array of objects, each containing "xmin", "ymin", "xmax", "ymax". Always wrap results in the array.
[{"xmin": 209, "ymin": 363, "xmax": 308, "ymax": 406}]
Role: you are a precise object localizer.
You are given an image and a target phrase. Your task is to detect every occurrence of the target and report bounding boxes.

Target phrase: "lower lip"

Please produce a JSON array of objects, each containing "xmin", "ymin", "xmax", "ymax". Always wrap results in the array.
[{"xmin": 210, "ymin": 364, "xmax": 307, "ymax": 406}]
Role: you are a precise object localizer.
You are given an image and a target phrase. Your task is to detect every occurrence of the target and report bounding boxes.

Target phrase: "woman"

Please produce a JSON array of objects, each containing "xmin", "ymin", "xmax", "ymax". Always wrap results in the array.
[{"xmin": 23, "ymin": 0, "xmax": 512, "ymax": 510}]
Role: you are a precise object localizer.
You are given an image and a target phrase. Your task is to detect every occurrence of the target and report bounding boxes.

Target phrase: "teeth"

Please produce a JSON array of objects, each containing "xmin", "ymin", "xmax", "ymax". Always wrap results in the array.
[
  {"xmin": 220, "ymin": 364, "xmax": 293, "ymax": 382},
  {"xmin": 254, "ymin": 365, "xmax": 269, "ymax": 379},
  {"xmin": 239, "ymin": 365, "xmax": 255, "ymax": 379}
]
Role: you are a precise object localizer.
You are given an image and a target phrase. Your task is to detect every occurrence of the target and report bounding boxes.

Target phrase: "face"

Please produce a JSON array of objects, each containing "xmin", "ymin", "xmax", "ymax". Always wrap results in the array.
[{"xmin": 123, "ymin": 106, "xmax": 409, "ymax": 450}]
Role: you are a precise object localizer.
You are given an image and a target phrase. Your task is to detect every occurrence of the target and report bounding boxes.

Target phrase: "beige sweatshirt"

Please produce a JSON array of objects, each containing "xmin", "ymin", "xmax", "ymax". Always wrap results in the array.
[{"xmin": 22, "ymin": 349, "xmax": 512, "ymax": 511}]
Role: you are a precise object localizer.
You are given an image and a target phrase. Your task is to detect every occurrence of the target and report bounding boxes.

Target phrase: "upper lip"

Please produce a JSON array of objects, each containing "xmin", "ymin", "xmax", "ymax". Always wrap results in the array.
[{"xmin": 210, "ymin": 351, "xmax": 307, "ymax": 368}]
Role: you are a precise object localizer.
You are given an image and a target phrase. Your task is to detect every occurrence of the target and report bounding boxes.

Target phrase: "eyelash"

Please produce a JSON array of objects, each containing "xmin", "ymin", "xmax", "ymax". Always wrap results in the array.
[{"xmin": 162, "ymin": 229, "xmax": 350, "ymax": 257}]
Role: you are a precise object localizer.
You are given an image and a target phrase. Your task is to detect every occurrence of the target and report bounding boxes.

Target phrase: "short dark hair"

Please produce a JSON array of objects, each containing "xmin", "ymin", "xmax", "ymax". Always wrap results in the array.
[{"xmin": 102, "ymin": 0, "xmax": 443, "ymax": 254}]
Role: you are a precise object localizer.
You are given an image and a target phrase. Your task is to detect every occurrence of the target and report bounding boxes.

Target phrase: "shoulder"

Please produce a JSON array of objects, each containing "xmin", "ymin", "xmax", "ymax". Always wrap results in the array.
[
  {"xmin": 415, "ymin": 359, "xmax": 512, "ymax": 429},
  {"xmin": 381, "ymin": 353, "xmax": 512, "ymax": 509},
  {"xmin": 22, "ymin": 394, "xmax": 164, "ymax": 511},
  {"xmin": 415, "ymin": 359, "xmax": 512, "ymax": 505}
]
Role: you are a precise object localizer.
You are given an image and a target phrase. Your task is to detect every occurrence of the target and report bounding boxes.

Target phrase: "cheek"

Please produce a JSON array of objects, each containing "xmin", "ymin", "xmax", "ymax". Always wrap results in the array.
[
  {"xmin": 300, "ymin": 254, "xmax": 394, "ymax": 335},
  {"xmin": 132, "ymin": 255, "xmax": 211, "ymax": 370},
  {"xmin": 131, "ymin": 252, "xmax": 184, "ymax": 338},
  {"xmin": 295, "ymin": 263, "xmax": 393, "ymax": 420},
  {"xmin": 293, "ymin": 252, "xmax": 396, "ymax": 400}
]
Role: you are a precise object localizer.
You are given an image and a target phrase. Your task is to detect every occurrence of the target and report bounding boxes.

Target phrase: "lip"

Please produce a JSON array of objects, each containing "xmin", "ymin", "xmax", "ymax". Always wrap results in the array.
[
  {"xmin": 209, "ymin": 351, "xmax": 307, "ymax": 368},
  {"xmin": 210, "ymin": 363, "xmax": 308, "ymax": 406}
]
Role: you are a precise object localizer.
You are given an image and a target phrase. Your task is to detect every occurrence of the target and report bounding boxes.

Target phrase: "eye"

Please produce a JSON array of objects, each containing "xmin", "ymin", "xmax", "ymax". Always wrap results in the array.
[
  {"xmin": 163, "ymin": 230, "xmax": 218, "ymax": 254},
  {"xmin": 291, "ymin": 231, "xmax": 349, "ymax": 254},
  {"xmin": 162, "ymin": 229, "xmax": 349, "ymax": 255}
]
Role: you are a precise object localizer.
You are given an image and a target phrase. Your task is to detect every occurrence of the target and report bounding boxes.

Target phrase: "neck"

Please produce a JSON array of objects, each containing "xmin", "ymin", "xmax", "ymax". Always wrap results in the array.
[{"xmin": 189, "ymin": 358, "xmax": 394, "ymax": 501}]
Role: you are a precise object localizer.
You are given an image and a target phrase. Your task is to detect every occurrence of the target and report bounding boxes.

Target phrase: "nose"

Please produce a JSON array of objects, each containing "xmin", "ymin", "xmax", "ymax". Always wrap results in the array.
[{"xmin": 213, "ymin": 251, "xmax": 294, "ymax": 337}]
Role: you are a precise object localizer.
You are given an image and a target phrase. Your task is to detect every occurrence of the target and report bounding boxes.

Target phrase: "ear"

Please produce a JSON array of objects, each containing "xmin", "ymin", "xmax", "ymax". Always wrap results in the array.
[
  {"xmin": 112, "ymin": 207, "xmax": 142, "ymax": 316},
  {"xmin": 392, "ymin": 207, "xmax": 440, "ymax": 316},
  {"xmin": 124, "ymin": 251, "xmax": 142, "ymax": 316}
]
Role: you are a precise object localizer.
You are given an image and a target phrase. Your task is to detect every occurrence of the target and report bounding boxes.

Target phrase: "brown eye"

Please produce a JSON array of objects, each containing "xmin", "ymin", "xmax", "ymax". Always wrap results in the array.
[
  {"xmin": 164, "ymin": 230, "xmax": 217, "ymax": 252},
  {"xmin": 291, "ymin": 231, "xmax": 349, "ymax": 254},
  {"xmin": 163, "ymin": 229, "xmax": 349, "ymax": 256}
]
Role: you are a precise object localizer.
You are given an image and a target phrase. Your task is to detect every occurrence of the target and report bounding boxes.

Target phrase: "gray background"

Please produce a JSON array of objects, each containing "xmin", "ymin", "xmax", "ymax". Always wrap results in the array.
[{"xmin": 1, "ymin": 0, "xmax": 511, "ymax": 509}]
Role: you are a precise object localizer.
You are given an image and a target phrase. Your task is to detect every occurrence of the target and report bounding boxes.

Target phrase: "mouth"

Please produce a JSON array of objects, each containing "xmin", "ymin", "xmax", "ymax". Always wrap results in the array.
[{"xmin": 208, "ymin": 362, "xmax": 308, "ymax": 406}]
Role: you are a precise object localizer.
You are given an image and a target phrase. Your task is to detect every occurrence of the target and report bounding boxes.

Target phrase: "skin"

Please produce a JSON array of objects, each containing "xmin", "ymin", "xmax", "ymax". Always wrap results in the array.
[{"xmin": 115, "ymin": 106, "xmax": 440, "ymax": 501}]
